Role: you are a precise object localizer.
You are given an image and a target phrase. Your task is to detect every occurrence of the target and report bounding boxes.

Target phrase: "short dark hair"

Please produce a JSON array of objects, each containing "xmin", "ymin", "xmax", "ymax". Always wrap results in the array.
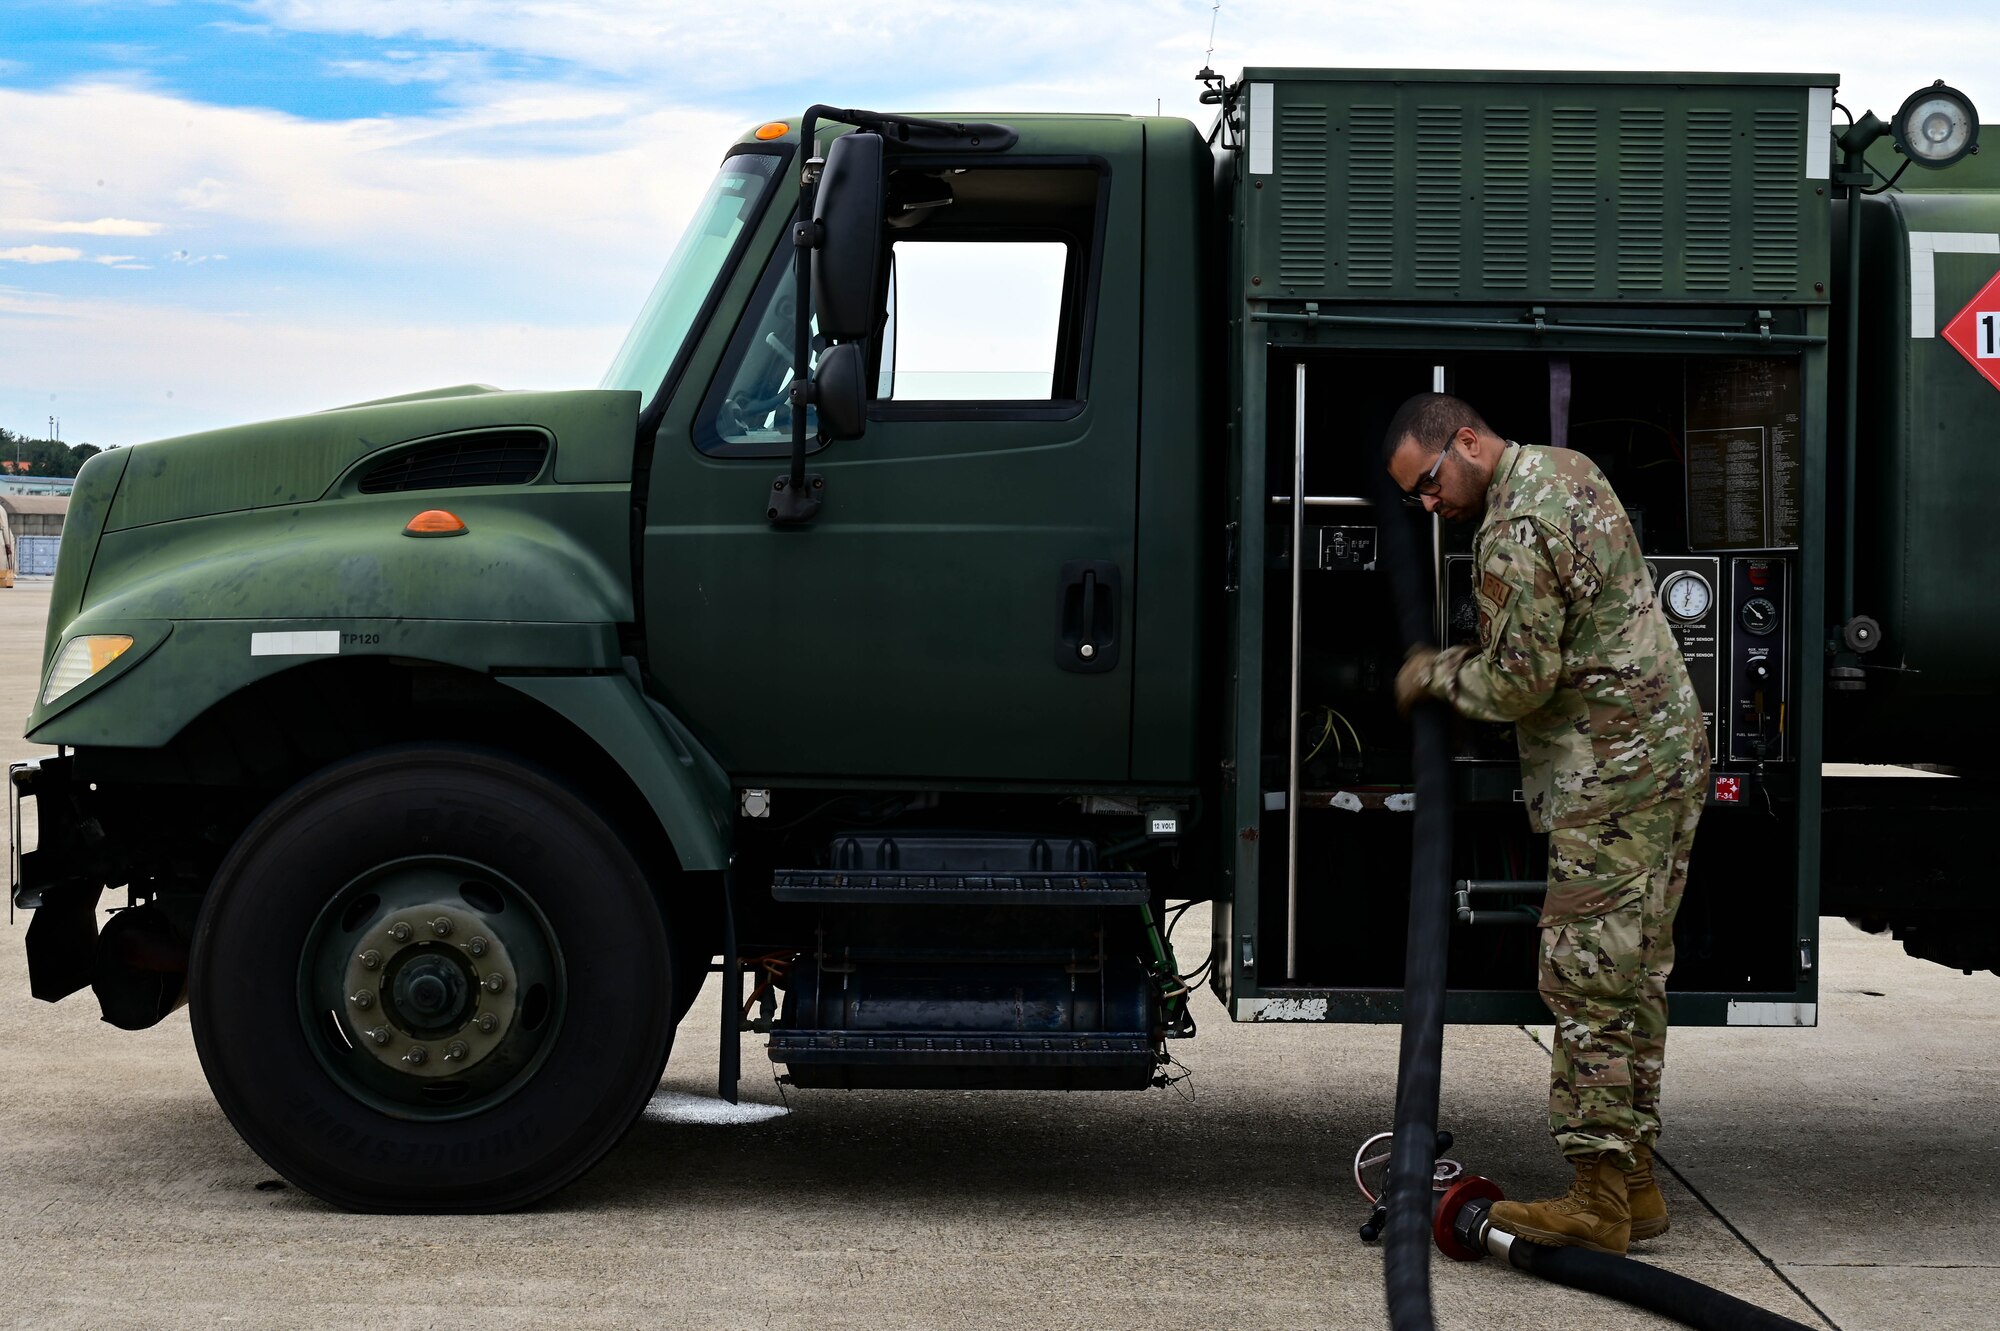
[{"xmin": 1381, "ymin": 392, "xmax": 1491, "ymax": 465}]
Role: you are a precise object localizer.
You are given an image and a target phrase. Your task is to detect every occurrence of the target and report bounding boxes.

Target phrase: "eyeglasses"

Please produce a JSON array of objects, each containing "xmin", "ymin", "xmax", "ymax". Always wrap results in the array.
[{"xmin": 1400, "ymin": 441, "xmax": 1451, "ymax": 509}]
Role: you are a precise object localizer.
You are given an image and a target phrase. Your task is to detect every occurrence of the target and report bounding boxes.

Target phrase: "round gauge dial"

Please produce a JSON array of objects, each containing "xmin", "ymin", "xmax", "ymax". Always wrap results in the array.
[
  {"xmin": 1740, "ymin": 596, "xmax": 1779, "ymax": 636},
  {"xmin": 1659, "ymin": 570, "xmax": 1712, "ymax": 623}
]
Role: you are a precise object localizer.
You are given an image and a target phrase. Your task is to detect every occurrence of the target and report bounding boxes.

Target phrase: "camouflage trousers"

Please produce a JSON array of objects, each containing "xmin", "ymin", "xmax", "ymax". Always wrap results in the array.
[{"xmin": 1537, "ymin": 795, "xmax": 1703, "ymax": 1161}]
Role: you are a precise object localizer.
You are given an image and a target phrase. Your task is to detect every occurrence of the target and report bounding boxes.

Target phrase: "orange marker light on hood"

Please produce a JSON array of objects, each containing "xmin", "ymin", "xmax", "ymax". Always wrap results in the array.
[{"xmin": 404, "ymin": 509, "xmax": 468, "ymax": 537}]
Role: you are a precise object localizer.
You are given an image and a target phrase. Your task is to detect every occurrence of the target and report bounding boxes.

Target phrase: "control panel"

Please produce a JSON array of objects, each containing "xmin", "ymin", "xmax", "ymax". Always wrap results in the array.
[
  {"xmin": 1646, "ymin": 555, "xmax": 1721, "ymax": 759},
  {"xmin": 1725, "ymin": 557, "xmax": 1789, "ymax": 762}
]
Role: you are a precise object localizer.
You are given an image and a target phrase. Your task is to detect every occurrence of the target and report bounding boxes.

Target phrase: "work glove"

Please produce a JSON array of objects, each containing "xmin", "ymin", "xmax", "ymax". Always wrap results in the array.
[{"xmin": 1395, "ymin": 646, "xmax": 1439, "ymax": 717}]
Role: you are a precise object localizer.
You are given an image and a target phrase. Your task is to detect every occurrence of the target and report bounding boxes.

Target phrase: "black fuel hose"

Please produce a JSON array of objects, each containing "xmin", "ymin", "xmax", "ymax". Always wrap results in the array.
[
  {"xmin": 1371, "ymin": 475, "xmax": 1454, "ymax": 1331},
  {"xmin": 1505, "ymin": 1238, "xmax": 1815, "ymax": 1331}
]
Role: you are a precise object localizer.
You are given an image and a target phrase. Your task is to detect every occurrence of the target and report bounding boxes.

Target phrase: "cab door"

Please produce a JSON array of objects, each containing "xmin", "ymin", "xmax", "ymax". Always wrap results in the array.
[{"xmin": 643, "ymin": 122, "xmax": 1144, "ymax": 783}]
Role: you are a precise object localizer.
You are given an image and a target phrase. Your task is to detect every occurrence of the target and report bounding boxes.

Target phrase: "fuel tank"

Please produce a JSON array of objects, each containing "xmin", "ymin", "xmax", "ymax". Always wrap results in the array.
[{"xmin": 1830, "ymin": 174, "xmax": 2000, "ymax": 767}]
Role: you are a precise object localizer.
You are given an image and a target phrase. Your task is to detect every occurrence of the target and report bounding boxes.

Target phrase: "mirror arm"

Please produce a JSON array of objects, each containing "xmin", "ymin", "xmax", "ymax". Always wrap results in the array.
[
  {"xmin": 771, "ymin": 107, "xmax": 831, "ymax": 527},
  {"xmin": 771, "ymin": 101, "xmax": 986, "ymax": 526}
]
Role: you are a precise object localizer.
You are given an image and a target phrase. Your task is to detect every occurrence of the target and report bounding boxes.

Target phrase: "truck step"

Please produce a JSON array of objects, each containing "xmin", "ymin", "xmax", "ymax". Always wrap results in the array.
[
  {"xmin": 772, "ymin": 869, "xmax": 1148, "ymax": 905},
  {"xmin": 769, "ymin": 1029, "xmax": 1155, "ymax": 1067}
]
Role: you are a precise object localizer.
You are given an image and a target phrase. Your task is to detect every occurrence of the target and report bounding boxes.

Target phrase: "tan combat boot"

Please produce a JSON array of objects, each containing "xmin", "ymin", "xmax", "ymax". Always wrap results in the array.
[
  {"xmin": 1628, "ymin": 1144, "xmax": 1668, "ymax": 1241},
  {"xmin": 1488, "ymin": 1152, "xmax": 1631, "ymax": 1255}
]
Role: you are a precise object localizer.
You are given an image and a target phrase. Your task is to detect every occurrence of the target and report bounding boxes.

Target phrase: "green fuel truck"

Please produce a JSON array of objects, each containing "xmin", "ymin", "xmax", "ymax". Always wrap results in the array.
[{"xmin": 12, "ymin": 68, "xmax": 1998, "ymax": 1212}]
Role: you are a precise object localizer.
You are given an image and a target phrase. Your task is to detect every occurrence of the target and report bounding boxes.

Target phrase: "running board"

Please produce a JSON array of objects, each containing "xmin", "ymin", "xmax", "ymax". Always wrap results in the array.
[
  {"xmin": 769, "ymin": 1028, "xmax": 1158, "ymax": 1088},
  {"xmin": 772, "ymin": 870, "xmax": 1148, "ymax": 905},
  {"xmin": 770, "ymin": 1030, "xmax": 1154, "ymax": 1066}
]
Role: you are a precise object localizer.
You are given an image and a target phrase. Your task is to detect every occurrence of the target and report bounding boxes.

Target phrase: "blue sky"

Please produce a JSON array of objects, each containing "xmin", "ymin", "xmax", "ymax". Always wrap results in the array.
[
  {"xmin": 2, "ymin": 1, "xmax": 512, "ymax": 119},
  {"xmin": 2, "ymin": 0, "xmax": 1994, "ymax": 447}
]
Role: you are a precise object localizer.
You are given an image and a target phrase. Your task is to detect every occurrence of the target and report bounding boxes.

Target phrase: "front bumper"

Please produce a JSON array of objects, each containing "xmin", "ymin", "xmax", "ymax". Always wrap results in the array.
[
  {"xmin": 10, "ymin": 754, "xmax": 109, "ymax": 912},
  {"xmin": 11, "ymin": 754, "xmax": 109, "ymax": 1003}
]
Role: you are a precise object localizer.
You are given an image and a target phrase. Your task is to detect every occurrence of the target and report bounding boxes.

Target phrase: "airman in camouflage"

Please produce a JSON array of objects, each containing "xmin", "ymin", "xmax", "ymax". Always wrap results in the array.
[{"xmin": 1383, "ymin": 393, "xmax": 1710, "ymax": 1254}]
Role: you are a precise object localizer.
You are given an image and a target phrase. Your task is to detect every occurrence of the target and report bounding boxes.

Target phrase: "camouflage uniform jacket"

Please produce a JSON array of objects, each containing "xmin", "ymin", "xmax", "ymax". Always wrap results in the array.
[{"xmin": 1420, "ymin": 443, "xmax": 1710, "ymax": 832}]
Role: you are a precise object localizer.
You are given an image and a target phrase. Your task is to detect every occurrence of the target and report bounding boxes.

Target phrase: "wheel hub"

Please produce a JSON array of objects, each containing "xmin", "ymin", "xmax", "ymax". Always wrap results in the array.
[
  {"xmin": 340, "ymin": 900, "xmax": 519, "ymax": 1078},
  {"xmin": 386, "ymin": 947, "xmax": 475, "ymax": 1035}
]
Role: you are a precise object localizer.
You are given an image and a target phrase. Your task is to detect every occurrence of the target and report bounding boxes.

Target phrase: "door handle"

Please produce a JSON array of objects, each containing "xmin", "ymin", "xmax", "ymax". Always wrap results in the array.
[{"xmin": 1056, "ymin": 559, "xmax": 1120, "ymax": 674}]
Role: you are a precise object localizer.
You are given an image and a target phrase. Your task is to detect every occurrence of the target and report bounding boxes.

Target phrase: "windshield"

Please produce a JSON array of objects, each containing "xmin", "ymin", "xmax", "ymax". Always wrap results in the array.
[{"xmin": 600, "ymin": 152, "xmax": 784, "ymax": 399}]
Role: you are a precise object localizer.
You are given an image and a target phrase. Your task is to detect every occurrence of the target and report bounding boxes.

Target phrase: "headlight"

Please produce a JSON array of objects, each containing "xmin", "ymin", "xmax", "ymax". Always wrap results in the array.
[{"xmin": 42, "ymin": 635, "xmax": 135, "ymax": 706}]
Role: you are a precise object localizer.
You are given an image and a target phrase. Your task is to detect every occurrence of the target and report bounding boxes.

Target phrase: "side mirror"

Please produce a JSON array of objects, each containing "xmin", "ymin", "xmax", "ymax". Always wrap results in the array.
[
  {"xmin": 814, "ymin": 342, "xmax": 868, "ymax": 441},
  {"xmin": 812, "ymin": 132, "xmax": 886, "ymax": 341}
]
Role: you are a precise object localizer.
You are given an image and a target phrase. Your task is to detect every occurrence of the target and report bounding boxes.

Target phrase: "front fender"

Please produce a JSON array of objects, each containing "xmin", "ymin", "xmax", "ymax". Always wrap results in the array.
[
  {"xmin": 25, "ymin": 624, "xmax": 732, "ymax": 874},
  {"xmin": 498, "ymin": 673, "xmax": 731, "ymax": 872},
  {"xmin": 26, "ymin": 617, "xmax": 623, "ymax": 745}
]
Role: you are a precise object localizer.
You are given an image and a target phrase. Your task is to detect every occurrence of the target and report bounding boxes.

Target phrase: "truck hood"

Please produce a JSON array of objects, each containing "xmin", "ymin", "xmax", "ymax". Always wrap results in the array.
[{"xmin": 103, "ymin": 387, "xmax": 642, "ymax": 533}]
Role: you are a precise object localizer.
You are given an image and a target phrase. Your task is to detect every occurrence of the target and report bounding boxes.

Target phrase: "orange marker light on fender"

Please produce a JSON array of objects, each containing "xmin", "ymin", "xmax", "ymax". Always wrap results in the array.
[
  {"xmin": 754, "ymin": 121, "xmax": 790, "ymax": 141},
  {"xmin": 404, "ymin": 509, "xmax": 468, "ymax": 537}
]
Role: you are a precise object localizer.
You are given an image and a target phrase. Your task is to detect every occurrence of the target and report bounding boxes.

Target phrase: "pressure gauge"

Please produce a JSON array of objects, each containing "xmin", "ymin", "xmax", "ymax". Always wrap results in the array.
[
  {"xmin": 1660, "ymin": 570, "xmax": 1713, "ymax": 624},
  {"xmin": 1740, "ymin": 596, "xmax": 1779, "ymax": 636}
]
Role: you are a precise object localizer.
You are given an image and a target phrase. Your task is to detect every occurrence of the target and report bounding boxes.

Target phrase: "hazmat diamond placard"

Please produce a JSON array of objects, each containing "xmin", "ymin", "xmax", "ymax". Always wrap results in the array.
[{"xmin": 1940, "ymin": 266, "xmax": 2000, "ymax": 394}]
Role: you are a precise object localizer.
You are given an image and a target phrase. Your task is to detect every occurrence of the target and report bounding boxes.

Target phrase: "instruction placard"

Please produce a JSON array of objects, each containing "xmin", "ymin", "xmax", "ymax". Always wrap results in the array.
[{"xmin": 1684, "ymin": 358, "xmax": 1803, "ymax": 551}]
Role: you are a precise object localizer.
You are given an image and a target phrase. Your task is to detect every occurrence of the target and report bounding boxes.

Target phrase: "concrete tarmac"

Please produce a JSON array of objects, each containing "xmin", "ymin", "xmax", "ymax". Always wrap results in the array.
[{"xmin": 1, "ymin": 579, "xmax": 1994, "ymax": 1330}]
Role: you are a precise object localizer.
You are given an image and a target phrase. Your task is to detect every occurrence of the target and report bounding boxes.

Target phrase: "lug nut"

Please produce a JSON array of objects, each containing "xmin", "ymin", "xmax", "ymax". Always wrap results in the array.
[
  {"xmin": 349, "ymin": 989, "xmax": 374, "ymax": 1010},
  {"xmin": 482, "ymin": 973, "xmax": 507, "ymax": 994},
  {"xmin": 367, "ymin": 1026, "xmax": 391, "ymax": 1046},
  {"xmin": 402, "ymin": 1046, "xmax": 428, "ymax": 1067},
  {"xmin": 431, "ymin": 917, "xmax": 453, "ymax": 938},
  {"xmin": 358, "ymin": 949, "xmax": 382, "ymax": 971},
  {"xmin": 468, "ymin": 936, "xmax": 488, "ymax": 958},
  {"xmin": 388, "ymin": 921, "xmax": 414, "ymax": 943},
  {"xmin": 475, "ymin": 1013, "xmax": 499, "ymax": 1033},
  {"xmin": 444, "ymin": 1041, "xmax": 469, "ymax": 1062}
]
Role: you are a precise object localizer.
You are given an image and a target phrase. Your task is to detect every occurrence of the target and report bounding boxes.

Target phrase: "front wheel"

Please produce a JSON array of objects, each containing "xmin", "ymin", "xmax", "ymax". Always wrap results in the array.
[{"xmin": 189, "ymin": 745, "xmax": 677, "ymax": 1212}]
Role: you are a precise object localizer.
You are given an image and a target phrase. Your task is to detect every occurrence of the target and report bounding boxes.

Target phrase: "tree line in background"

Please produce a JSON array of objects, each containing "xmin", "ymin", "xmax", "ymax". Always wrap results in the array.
[{"xmin": 0, "ymin": 430, "xmax": 106, "ymax": 478}]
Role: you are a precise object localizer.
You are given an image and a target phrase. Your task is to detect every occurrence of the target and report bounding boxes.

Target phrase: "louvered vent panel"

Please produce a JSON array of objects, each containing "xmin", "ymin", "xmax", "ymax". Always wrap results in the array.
[
  {"xmin": 1414, "ymin": 106, "xmax": 1463, "ymax": 288},
  {"xmin": 1752, "ymin": 109, "xmax": 1801, "ymax": 293},
  {"xmin": 1277, "ymin": 103, "xmax": 1330, "ymax": 286},
  {"xmin": 1683, "ymin": 108, "xmax": 1734, "ymax": 293},
  {"xmin": 1345, "ymin": 105, "xmax": 1397, "ymax": 287},
  {"xmin": 1550, "ymin": 107, "xmax": 1599, "ymax": 291},
  {"xmin": 358, "ymin": 431, "xmax": 550, "ymax": 494},
  {"xmin": 1481, "ymin": 106, "xmax": 1531, "ymax": 289},
  {"xmin": 1617, "ymin": 108, "xmax": 1666, "ymax": 291}
]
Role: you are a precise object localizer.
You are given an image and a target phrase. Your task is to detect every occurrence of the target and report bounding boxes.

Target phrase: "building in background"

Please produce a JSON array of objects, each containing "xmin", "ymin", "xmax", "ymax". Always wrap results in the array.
[
  {"xmin": 0, "ymin": 494, "xmax": 70, "ymax": 578},
  {"xmin": 0, "ymin": 476, "xmax": 77, "ymax": 498}
]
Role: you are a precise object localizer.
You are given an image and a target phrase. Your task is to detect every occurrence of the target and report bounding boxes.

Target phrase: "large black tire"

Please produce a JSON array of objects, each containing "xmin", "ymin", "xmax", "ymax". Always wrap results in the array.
[{"xmin": 189, "ymin": 744, "xmax": 677, "ymax": 1212}]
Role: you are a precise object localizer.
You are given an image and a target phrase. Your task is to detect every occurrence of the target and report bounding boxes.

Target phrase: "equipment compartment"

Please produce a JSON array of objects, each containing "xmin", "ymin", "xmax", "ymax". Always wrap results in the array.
[{"xmin": 1235, "ymin": 347, "xmax": 1818, "ymax": 1021}]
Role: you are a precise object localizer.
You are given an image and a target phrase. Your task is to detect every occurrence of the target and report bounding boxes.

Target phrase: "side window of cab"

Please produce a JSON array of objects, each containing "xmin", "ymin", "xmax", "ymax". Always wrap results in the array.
[{"xmin": 694, "ymin": 163, "xmax": 1103, "ymax": 456}]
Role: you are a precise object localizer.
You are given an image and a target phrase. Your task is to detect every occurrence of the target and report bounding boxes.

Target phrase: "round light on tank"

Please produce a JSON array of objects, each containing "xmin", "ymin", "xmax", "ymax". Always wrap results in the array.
[{"xmin": 1892, "ymin": 82, "xmax": 1979, "ymax": 168}]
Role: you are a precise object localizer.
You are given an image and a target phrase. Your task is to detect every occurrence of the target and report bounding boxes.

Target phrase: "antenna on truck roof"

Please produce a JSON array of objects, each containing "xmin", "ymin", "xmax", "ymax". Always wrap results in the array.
[{"xmin": 1196, "ymin": 2, "xmax": 1228, "ymax": 104}]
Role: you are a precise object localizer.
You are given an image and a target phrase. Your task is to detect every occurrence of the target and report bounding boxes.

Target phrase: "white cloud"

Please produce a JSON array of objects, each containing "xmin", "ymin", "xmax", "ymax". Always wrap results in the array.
[
  {"xmin": 0, "ymin": 287, "xmax": 621, "ymax": 447},
  {"xmin": 238, "ymin": 0, "xmax": 1998, "ymax": 123},
  {"xmin": 0, "ymin": 80, "xmax": 745, "ymax": 303},
  {"xmin": 0, "ymin": 217, "xmax": 165, "ymax": 236},
  {"xmin": 326, "ymin": 47, "xmax": 495, "ymax": 86},
  {"xmin": 0, "ymin": 246, "xmax": 85, "ymax": 264},
  {"xmin": 92, "ymin": 255, "xmax": 139, "ymax": 265}
]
